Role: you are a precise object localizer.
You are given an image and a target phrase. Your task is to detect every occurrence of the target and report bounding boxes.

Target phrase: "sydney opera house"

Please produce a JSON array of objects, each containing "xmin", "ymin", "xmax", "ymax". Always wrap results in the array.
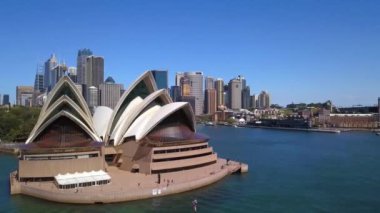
[{"xmin": 10, "ymin": 71, "xmax": 247, "ymax": 203}]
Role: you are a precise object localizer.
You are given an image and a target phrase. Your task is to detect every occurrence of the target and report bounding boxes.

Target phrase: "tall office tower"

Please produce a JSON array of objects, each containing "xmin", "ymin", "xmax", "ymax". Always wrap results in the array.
[
  {"xmin": 99, "ymin": 77, "xmax": 123, "ymax": 109},
  {"xmin": 87, "ymin": 86, "xmax": 99, "ymax": 112},
  {"xmin": 85, "ymin": 56, "xmax": 104, "ymax": 87},
  {"xmin": 16, "ymin": 86, "xmax": 34, "ymax": 106},
  {"xmin": 3, "ymin": 94, "xmax": 10, "ymax": 105},
  {"xmin": 223, "ymin": 85, "xmax": 229, "ymax": 108},
  {"xmin": 242, "ymin": 86, "xmax": 251, "ymax": 109},
  {"xmin": 175, "ymin": 72, "xmax": 184, "ymax": 86},
  {"xmin": 205, "ymin": 77, "xmax": 214, "ymax": 90},
  {"xmin": 250, "ymin": 95, "xmax": 257, "ymax": 109},
  {"xmin": 50, "ymin": 64, "xmax": 68, "ymax": 89},
  {"xmin": 76, "ymin": 48, "xmax": 93, "ymax": 85},
  {"xmin": 151, "ymin": 70, "xmax": 168, "ymax": 90},
  {"xmin": 68, "ymin": 67, "xmax": 77, "ymax": 83},
  {"xmin": 214, "ymin": 78, "xmax": 224, "ymax": 107},
  {"xmin": 44, "ymin": 54, "xmax": 58, "ymax": 91},
  {"xmin": 228, "ymin": 78, "xmax": 242, "ymax": 110},
  {"xmin": 258, "ymin": 91, "xmax": 271, "ymax": 109},
  {"xmin": 183, "ymin": 72, "xmax": 204, "ymax": 115},
  {"xmin": 170, "ymin": 86, "xmax": 181, "ymax": 102},
  {"xmin": 0, "ymin": 94, "xmax": 2, "ymax": 105},
  {"xmin": 180, "ymin": 77, "xmax": 191, "ymax": 96},
  {"xmin": 34, "ymin": 65, "xmax": 44, "ymax": 92},
  {"xmin": 205, "ymin": 89, "xmax": 217, "ymax": 114},
  {"xmin": 179, "ymin": 96, "xmax": 196, "ymax": 114}
]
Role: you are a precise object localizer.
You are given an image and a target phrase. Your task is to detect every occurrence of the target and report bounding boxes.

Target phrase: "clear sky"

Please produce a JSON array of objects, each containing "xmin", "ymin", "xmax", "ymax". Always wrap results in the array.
[{"xmin": 0, "ymin": 0, "xmax": 379, "ymax": 107}]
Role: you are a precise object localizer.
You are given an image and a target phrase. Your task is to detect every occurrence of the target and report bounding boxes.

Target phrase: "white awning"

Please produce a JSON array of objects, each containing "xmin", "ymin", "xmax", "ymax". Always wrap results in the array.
[{"xmin": 55, "ymin": 170, "xmax": 111, "ymax": 186}]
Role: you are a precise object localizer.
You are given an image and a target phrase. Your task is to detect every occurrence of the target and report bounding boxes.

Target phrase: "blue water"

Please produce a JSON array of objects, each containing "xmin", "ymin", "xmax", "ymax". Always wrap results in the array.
[{"xmin": 1, "ymin": 126, "xmax": 380, "ymax": 212}]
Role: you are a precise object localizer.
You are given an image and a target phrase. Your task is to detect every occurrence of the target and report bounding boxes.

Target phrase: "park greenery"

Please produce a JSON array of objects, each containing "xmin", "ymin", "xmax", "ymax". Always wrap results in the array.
[{"xmin": 0, "ymin": 106, "xmax": 40, "ymax": 142}]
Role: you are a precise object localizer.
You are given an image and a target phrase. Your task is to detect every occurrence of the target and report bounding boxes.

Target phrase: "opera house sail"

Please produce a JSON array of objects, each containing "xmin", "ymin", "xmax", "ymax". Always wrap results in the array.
[{"xmin": 10, "ymin": 71, "xmax": 247, "ymax": 204}]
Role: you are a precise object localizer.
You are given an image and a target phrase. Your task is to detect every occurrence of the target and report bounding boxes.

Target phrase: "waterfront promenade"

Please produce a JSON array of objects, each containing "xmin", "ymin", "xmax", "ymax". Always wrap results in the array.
[{"xmin": 10, "ymin": 158, "xmax": 246, "ymax": 204}]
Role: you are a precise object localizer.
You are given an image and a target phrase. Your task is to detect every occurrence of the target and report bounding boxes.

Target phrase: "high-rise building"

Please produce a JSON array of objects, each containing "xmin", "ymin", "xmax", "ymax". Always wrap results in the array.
[
  {"xmin": 85, "ymin": 56, "xmax": 104, "ymax": 88},
  {"xmin": 180, "ymin": 77, "xmax": 191, "ymax": 96},
  {"xmin": 44, "ymin": 54, "xmax": 57, "ymax": 91},
  {"xmin": 228, "ymin": 78, "xmax": 242, "ymax": 110},
  {"xmin": 151, "ymin": 70, "xmax": 168, "ymax": 90},
  {"xmin": 76, "ymin": 48, "xmax": 93, "ymax": 85},
  {"xmin": 34, "ymin": 65, "xmax": 44, "ymax": 92},
  {"xmin": 68, "ymin": 67, "xmax": 77, "ymax": 83},
  {"xmin": 242, "ymin": 86, "xmax": 251, "ymax": 109},
  {"xmin": 205, "ymin": 77, "xmax": 214, "ymax": 90},
  {"xmin": 99, "ymin": 77, "xmax": 123, "ymax": 109},
  {"xmin": 50, "ymin": 64, "xmax": 67, "ymax": 89},
  {"xmin": 16, "ymin": 86, "xmax": 34, "ymax": 106},
  {"xmin": 170, "ymin": 86, "xmax": 181, "ymax": 102},
  {"xmin": 214, "ymin": 78, "xmax": 224, "ymax": 107},
  {"xmin": 179, "ymin": 96, "xmax": 196, "ymax": 114},
  {"xmin": 0, "ymin": 94, "xmax": 2, "ymax": 105},
  {"xmin": 205, "ymin": 89, "xmax": 217, "ymax": 114},
  {"xmin": 258, "ymin": 91, "xmax": 270, "ymax": 109},
  {"xmin": 3, "ymin": 94, "xmax": 10, "ymax": 105},
  {"xmin": 223, "ymin": 85, "xmax": 229, "ymax": 108},
  {"xmin": 182, "ymin": 72, "xmax": 204, "ymax": 115},
  {"xmin": 87, "ymin": 86, "xmax": 99, "ymax": 112},
  {"xmin": 250, "ymin": 95, "xmax": 257, "ymax": 109},
  {"xmin": 175, "ymin": 72, "xmax": 184, "ymax": 86}
]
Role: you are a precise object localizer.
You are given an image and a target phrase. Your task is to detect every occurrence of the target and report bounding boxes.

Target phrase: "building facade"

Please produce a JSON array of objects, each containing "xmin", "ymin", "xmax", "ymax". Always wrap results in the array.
[
  {"xmin": 99, "ymin": 77, "xmax": 123, "ymax": 109},
  {"xmin": 3, "ymin": 94, "xmax": 10, "ymax": 105},
  {"xmin": 34, "ymin": 68, "xmax": 44, "ymax": 93},
  {"xmin": 214, "ymin": 78, "xmax": 224, "ymax": 107},
  {"xmin": 76, "ymin": 48, "xmax": 93, "ymax": 85},
  {"xmin": 151, "ymin": 70, "xmax": 168, "ymax": 90},
  {"xmin": 16, "ymin": 86, "xmax": 34, "ymax": 106},
  {"xmin": 258, "ymin": 91, "xmax": 270, "ymax": 109},
  {"xmin": 44, "ymin": 54, "xmax": 58, "ymax": 91},
  {"xmin": 205, "ymin": 89, "xmax": 217, "ymax": 115},
  {"xmin": 228, "ymin": 78, "xmax": 242, "ymax": 110},
  {"xmin": 85, "ymin": 56, "xmax": 104, "ymax": 88},
  {"xmin": 170, "ymin": 86, "xmax": 181, "ymax": 102}
]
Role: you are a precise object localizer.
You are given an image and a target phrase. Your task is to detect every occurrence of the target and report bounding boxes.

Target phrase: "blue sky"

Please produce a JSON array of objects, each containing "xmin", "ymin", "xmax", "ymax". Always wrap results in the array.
[{"xmin": 0, "ymin": 0, "xmax": 379, "ymax": 106}]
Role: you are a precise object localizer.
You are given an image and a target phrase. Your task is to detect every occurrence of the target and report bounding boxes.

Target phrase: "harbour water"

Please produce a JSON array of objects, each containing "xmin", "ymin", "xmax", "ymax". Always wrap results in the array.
[{"xmin": 1, "ymin": 126, "xmax": 380, "ymax": 212}]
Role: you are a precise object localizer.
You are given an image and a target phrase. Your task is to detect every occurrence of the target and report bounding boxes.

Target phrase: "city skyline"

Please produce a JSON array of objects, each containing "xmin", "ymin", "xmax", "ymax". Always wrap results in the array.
[{"xmin": 0, "ymin": 0, "xmax": 379, "ymax": 106}]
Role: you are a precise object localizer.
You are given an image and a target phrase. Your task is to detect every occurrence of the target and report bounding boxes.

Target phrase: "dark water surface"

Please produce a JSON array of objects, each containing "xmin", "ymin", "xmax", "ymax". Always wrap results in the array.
[{"xmin": 1, "ymin": 126, "xmax": 380, "ymax": 212}]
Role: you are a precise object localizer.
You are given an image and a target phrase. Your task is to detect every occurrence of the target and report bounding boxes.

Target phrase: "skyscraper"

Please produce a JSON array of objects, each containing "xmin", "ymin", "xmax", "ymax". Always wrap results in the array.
[
  {"xmin": 205, "ymin": 77, "xmax": 214, "ymax": 90},
  {"xmin": 34, "ymin": 65, "xmax": 44, "ymax": 93},
  {"xmin": 50, "ymin": 64, "xmax": 67, "ymax": 89},
  {"xmin": 205, "ymin": 89, "xmax": 217, "ymax": 114},
  {"xmin": 44, "ymin": 54, "xmax": 57, "ymax": 91},
  {"xmin": 68, "ymin": 67, "xmax": 77, "ymax": 83},
  {"xmin": 250, "ymin": 95, "xmax": 257, "ymax": 109},
  {"xmin": 182, "ymin": 72, "xmax": 204, "ymax": 115},
  {"xmin": 214, "ymin": 78, "xmax": 224, "ymax": 107},
  {"xmin": 151, "ymin": 70, "xmax": 168, "ymax": 90},
  {"xmin": 85, "ymin": 55, "xmax": 104, "ymax": 87},
  {"xmin": 16, "ymin": 86, "xmax": 34, "ymax": 106},
  {"xmin": 242, "ymin": 86, "xmax": 251, "ymax": 109},
  {"xmin": 76, "ymin": 48, "xmax": 93, "ymax": 85},
  {"xmin": 258, "ymin": 91, "xmax": 270, "ymax": 109},
  {"xmin": 175, "ymin": 72, "xmax": 184, "ymax": 86},
  {"xmin": 228, "ymin": 78, "xmax": 242, "ymax": 110},
  {"xmin": 170, "ymin": 86, "xmax": 181, "ymax": 102},
  {"xmin": 3, "ymin": 94, "xmax": 10, "ymax": 105},
  {"xmin": 99, "ymin": 77, "xmax": 123, "ymax": 109},
  {"xmin": 0, "ymin": 94, "xmax": 2, "ymax": 105},
  {"xmin": 180, "ymin": 76, "xmax": 191, "ymax": 96},
  {"xmin": 87, "ymin": 86, "xmax": 99, "ymax": 112}
]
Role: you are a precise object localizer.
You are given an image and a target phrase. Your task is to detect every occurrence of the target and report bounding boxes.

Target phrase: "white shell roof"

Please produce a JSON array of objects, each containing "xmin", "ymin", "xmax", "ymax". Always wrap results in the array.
[
  {"xmin": 124, "ymin": 102, "xmax": 194, "ymax": 141},
  {"xmin": 111, "ymin": 89, "xmax": 172, "ymax": 145},
  {"xmin": 93, "ymin": 106, "xmax": 113, "ymax": 139}
]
